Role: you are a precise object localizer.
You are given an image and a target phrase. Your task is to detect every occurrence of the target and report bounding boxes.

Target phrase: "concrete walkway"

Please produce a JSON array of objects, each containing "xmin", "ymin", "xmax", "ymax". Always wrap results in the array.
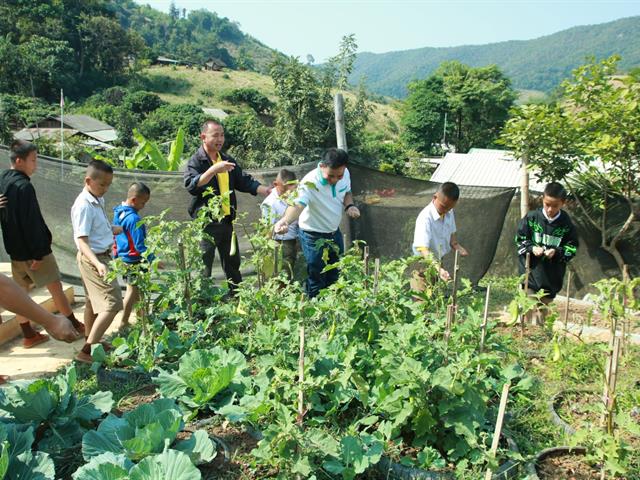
[{"xmin": 0, "ymin": 299, "xmax": 128, "ymax": 381}]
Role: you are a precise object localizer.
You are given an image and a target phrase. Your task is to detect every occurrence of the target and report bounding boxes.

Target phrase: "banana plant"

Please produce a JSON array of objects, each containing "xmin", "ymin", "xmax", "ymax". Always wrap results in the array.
[{"xmin": 124, "ymin": 128, "xmax": 184, "ymax": 172}]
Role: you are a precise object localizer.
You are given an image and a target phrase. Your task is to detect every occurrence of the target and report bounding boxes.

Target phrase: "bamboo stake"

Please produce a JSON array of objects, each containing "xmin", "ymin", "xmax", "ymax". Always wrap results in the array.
[
  {"xmin": 485, "ymin": 382, "xmax": 511, "ymax": 480},
  {"xmin": 451, "ymin": 249, "xmax": 460, "ymax": 310},
  {"xmin": 521, "ymin": 252, "xmax": 531, "ymax": 335},
  {"xmin": 177, "ymin": 239, "xmax": 193, "ymax": 321},
  {"xmin": 363, "ymin": 246, "xmax": 370, "ymax": 289},
  {"xmin": 443, "ymin": 304, "xmax": 455, "ymax": 366},
  {"xmin": 373, "ymin": 258, "xmax": 380, "ymax": 296},
  {"xmin": 273, "ymin": 244, "xmax": 280, "ymax": 277},
  {"xmin": 563, "ymin": 270, "xmax": 572, "ymax": 330},
  {"xmin": 601, "ymin": 337, "xmax": 621, "ymax": 433},
  {"xmin": 600, "ymin": 337, "xmax": 621, "ymax": 480},
  {"xmin": 479, "ymin": 284, "xmax": 491, "ymax": 354},
  {"xmin": 621, "ymin": 264, "xmax": 630, "ymax": 355},
  {"xmin": 297, "ymin": 325, "xmax": 305, "ymax": 426}
]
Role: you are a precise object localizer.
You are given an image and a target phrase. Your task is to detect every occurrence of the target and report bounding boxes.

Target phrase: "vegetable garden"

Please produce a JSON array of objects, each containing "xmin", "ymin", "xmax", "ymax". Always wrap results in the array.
[{"xmin": 1, "ymin": 198, "xmax": 638, "ymax": 480}]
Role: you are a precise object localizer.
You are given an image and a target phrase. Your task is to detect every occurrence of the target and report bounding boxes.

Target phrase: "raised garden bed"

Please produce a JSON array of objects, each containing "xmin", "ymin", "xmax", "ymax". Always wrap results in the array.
[
  {"xmin": 526, "ymin": 446, "xmax": 597, "ymax": 480},
  {"xmin": 548, "ymin": 389, "xmax": 601, "ymax": 436}
]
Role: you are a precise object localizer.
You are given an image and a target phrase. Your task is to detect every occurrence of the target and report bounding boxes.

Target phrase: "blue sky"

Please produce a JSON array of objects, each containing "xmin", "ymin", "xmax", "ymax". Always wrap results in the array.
[{"xmin": 140, "ymin": 1, "xmax": 640, "ymax": 62}]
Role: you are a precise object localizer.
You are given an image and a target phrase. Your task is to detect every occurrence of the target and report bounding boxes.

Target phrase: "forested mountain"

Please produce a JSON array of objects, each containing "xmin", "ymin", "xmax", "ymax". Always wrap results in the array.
[
  {"xmin": 0, "ymin": 0, "xmax": 280, "ymax": 100},
  {"xmin": 112, "ymin": 0, "xmax": 280, "ymax": 71},
  {"xmin": 350, "ymin": 16, "xmax": 640, "ymax": 97}
]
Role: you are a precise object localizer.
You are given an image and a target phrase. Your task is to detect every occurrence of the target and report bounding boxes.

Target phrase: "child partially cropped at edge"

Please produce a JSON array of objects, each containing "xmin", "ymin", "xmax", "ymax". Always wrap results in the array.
[
  {"xmin": 113, "ymin": 182, "xmax": 153, "ymax": 328},
  {"xmin": 516, "ymin": 182, "xmax": 578, "ymax": 321}
]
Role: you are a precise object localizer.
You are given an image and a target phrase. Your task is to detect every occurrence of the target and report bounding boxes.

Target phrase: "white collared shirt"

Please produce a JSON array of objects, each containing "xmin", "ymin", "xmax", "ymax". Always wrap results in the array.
[
  {"xmin": 412, "ymin": 201, "xmax": 457, "ymax": 259},
  {"xmin": 71, "ymin": 188, "xmax": 114, "ymax": 253},
  {"xmin": 542, "ymin": 209, "xmax": 561, "ymax": 223},
  {"xmin": 261, "ymin": 189, "xmax": 299, "ymax": 241},
  {"xmin": 296, "ymin": 166, "xmax": 351, "ymax": 233}
]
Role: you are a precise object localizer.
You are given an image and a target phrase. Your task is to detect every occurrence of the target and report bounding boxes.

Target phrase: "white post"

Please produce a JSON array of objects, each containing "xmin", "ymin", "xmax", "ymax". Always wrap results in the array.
[
  {"xmin": 520, "ymin": 154, "xmax": 530, "ymax": 218},
  {"xmin": 334, "ymin": 93, "xmax": 347, "ymax": 152},
  {"xmin": 60, "ymin": 89, "xmax": 64, "ymax": 177}
]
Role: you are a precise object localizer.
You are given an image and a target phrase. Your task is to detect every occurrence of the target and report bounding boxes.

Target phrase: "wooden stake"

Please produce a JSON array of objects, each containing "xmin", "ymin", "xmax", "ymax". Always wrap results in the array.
[
  {"xmin": 445, "ymin": 304, "xmax": 454, "ymax": 343},
  {"xmin": 373, "ymin": 258, "xmax": 380, "ymax": 296},
  {"xmin": 621, "ymin": 264, "xmax": 630, "ymax": 355},
  {"xmin": 177, "ymin": 239, "xmax": 192, "ymax": 321},
  {"xmin": 451, "ymin": 249, "xmax": 460, "ymax": 309},
  {"xmin": 521, "ymin": 252, "xmax": 531, "ymax": 335},
  {"xmin": 479, "ymin": 284, "xmax": 491, "ymax": 354},
  {"xmin": 563, "ymin": 270, "xmax": 572, "ymax": 330},
  {"xmin": 363, "ymin": 246, "xmax": 370, "ymax": 289},
  {"xmin": 601, "ymin": 337, "xmax": 621, "ymax": 434},
  {"xmin": 297, "ymin": 325, "xmax": 305, "ymax": 426},
  {"xmin": 485, "ymin": 382, "xmax": 511, "ymax": 480}
]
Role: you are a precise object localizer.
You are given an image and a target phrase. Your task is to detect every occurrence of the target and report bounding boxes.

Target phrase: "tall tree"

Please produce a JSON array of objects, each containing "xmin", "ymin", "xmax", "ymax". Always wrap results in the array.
[
  {"xmin": 269, "ymin": 56, "xmax": 333, "ymax": 153},
  {"xmin": 400, "ymin": 76, "xmax": 448, "ymax": 154},
  {"xmin": 501, "ymin": 56, "xmax": 640, "ymax": 273},
  {"xmin": 400, "ymin": 62, "xmax": 515, "ymax": 154},
  {"xmin": 326, "ymin": 34, "xmax": 358, "ymax": 90},
  {"xmin": 437, "ymin": 61, "xmax": 516, "ymax": 153}
]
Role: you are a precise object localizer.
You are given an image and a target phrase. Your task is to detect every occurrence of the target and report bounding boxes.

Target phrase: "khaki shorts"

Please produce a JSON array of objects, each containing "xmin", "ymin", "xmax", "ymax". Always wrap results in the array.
[
  {"xmin": 407, "ymin": 258, "xmax": 439, "ymax": 293},
  {"xmin": 77, "ymin": 251, "xmax": 123, "ymax": 314},
  {"xmin": 11, "ymin": 253, "xmax": 61, "ymax": 289}
]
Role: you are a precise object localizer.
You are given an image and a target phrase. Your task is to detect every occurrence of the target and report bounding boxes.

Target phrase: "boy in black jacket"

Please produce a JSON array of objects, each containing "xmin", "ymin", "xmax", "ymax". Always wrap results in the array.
[
  {"xmin": 516, "ymin": 182, "xmax": 578, "ymax": 320},
  {"xmin": 0, "ymin": 141, "xmax": 83, "ymax": 347}
]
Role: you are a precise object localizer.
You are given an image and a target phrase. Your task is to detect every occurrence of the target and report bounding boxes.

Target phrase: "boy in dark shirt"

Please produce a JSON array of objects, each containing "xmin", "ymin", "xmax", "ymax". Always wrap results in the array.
[
  {"xmin": 0, "ymin": 140, "xmax": 83, "ymax": 347},
  {"xmin": 516, "ymin": 182, "xmax": 578, "ymax": 319}
]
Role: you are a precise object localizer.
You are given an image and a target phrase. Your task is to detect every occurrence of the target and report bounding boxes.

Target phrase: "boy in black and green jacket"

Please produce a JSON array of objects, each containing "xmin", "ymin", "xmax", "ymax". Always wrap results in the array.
[{"xmin": 516, "ymin": 182, "xmax": 578, "ymax": 307}]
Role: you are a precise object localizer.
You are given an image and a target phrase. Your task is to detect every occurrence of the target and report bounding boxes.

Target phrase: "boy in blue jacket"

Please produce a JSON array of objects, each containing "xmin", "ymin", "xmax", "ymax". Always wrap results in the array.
[{"xmin": 113, "ymin": 182, "xmax": 152, "ymax": 327}]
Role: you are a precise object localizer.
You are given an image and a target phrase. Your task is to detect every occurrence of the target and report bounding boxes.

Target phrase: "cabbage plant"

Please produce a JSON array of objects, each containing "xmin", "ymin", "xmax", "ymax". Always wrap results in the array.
[
  {"xmin": 72, "ymin": 449, "xmax": 201, "ymax": 480},
  {"xmin": 154, "ymin": 347, "xmax": 250, "ymax": 417},
  {"xmin": 81, "ymin": 398, "xmax": 215, "ymax": 465},
  {"xmin": 0, "ymin": 366, "xmax": 113, "ymax": 453}
]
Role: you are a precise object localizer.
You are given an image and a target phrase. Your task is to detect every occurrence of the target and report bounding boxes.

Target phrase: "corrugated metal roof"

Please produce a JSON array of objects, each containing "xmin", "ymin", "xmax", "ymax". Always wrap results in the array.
[
  {"xmin": 430, "ymin": 149, "xmax": 545, "ymax": 192},
  {"xmin": 14, "ymin": 128, "xmax": 78, "ymax": 140},
  {"xmin": 83, "ymin": 129, "xmax": 118, "ymax": 143},
  {"xmin": 54, "ymin": 115, "xmax": 115, "ymax": 133},
  {"xmin": 202, "ymin": 107, "xmax": 229, "ymax": 119}
]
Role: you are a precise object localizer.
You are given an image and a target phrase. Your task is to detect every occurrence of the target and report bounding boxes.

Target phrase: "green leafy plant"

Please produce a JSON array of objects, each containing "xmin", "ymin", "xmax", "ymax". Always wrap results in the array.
[
  {"xmin": 154, "ymin": 348, "xmax": 251, "ymax": 419},
  {"xmin": 81, "ymin": 398, "xmax": 215, "ymax": 465},
  {"xmin": 122, "ymin": 127, "xmax": 184, "ymax": 171},
  {"xmin": 72, "ymin": 449, "xmax": 202, "ymax": 480},
  {"xmin": 0, "ymin": 423, "xmax": 55, "ymax": 480},
  {"xmin": 0, "ymin": 366, "xmax": 113, "ymax": 453}
]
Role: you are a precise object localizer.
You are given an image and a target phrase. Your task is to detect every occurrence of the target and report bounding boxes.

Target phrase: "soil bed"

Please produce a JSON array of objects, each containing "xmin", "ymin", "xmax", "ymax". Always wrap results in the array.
[
  {"xmin": 536, "ymin": 453, "xmax": 600, "ymax": 480},
  {"xmin": 556, "ymin": 391, "xmax": 602, "ymax": 431},
  {"xmin": 554, "ymin": 298, "xmax": 640, "ymax": 334},
  {"xmin": 194, "ymin": 420, "xmax": 264, "ymax": 480},
  {"xmin": 113, "ymin": 384, "xmax": 159, "ymax": 414}
]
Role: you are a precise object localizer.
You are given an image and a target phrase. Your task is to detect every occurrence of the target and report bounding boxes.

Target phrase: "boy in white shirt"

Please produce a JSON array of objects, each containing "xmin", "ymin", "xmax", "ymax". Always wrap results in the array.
[
  {"xmin": 412, "ymin": 182, "xmax": 468, "ymax": 289},
  {"xmin": 71, "ymin": 160, "xmax": 123, "ymax": 363},
  {"xmin": 261, "ymin": 169, "xmax": 298, "ymax": 279}
]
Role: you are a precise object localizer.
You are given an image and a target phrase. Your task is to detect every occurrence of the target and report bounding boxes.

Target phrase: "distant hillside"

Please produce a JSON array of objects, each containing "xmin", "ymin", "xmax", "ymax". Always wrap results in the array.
[
  {"xmin": 140, "ymin": 66, "xmax": 402, "ymax": 136},
  {"xmin": 351, "ymin": 16, "xmax": 640, "ymax": 97},
  {"xmin": 112, "ymin": 0, "xmax": 281, "ymax": 72}
]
